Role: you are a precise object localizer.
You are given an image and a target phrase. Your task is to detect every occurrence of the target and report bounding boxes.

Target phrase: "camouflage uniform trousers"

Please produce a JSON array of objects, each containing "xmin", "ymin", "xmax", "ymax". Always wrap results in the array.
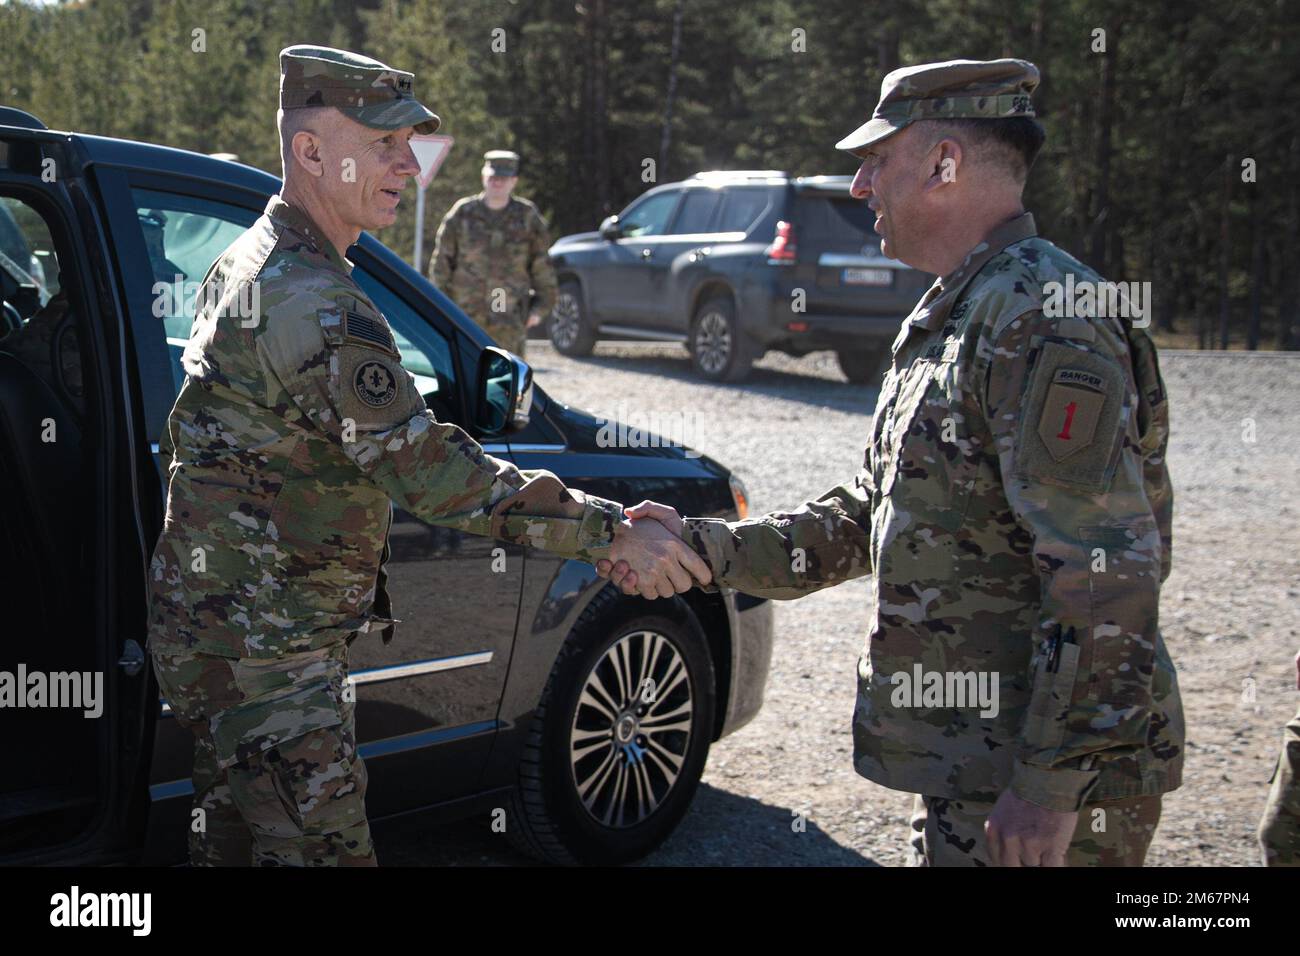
[
  {"xmin": 908, "ymin": 793, "xmax": 1162, "ymax": 866},
  {"xmin": 467, "ymin": 307, "xmax": 527, "ymax": 359},
  {"xmin": 149, "ymin": 639, "xmax": 375, "ymax": 866},
  {"xmin": 1258, "ymin": 704, "xmax": 1300, "ymax": 866}
]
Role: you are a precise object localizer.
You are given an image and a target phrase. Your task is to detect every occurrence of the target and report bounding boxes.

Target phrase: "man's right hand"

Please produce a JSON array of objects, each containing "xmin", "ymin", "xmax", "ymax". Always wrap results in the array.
[{"xmin": 599, "ymin": 501, "xmax": 691, "ymax": 595}]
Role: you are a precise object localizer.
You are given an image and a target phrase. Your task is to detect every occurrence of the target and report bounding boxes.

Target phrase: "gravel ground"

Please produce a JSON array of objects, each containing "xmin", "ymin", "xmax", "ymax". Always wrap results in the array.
[{"xmin": 373, "ymin": 343, "xmax": 1300, "ymax": 867}]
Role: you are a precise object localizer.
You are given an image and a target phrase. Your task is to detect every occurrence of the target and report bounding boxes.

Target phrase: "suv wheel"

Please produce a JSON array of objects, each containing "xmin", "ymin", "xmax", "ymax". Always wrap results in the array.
[
  {"xmin": 506, "ymin": 587, "xmax": 716, "ymax": 865},
  {"xmin": 549, "ymin": 280, "xmax": 598, "ymax": 356},
  {"xmin": 836, "ymin": 347, "xmax": 891, "ymax": 385},
  {"xmin": 690, "ymin": 295, "xmax": 757, "ymax": 382}
]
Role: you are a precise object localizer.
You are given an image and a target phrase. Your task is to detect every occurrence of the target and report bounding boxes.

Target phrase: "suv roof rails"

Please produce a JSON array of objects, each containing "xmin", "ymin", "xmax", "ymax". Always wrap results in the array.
[
  {"xmin": 792, "ymin": 174, "xmax": 855, "ymax": 194},
  {"xmin": 0, "ymin": 107, "xmax": 48, "ymax": 131},
  {"xmin": 688, "ymin": 169, "xmax": 788, "ymax": 180}
]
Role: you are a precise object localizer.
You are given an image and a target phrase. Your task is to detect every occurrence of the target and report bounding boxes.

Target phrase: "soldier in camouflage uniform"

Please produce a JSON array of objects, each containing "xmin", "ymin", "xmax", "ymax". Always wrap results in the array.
[
  {"xmin": 429, "ymin": 150, "xmax": 556, "ymax": 358},
  {"xmin": 1257, "ymin": 650, "xmax": 1300, "ymax": 866},
  {"xmin": 146, "ymin": 45, "xmax": 710, "ymax": 867},
  {"xmin": 599, "ymin": 59, "xmax": 1183, "ymax": 866}
]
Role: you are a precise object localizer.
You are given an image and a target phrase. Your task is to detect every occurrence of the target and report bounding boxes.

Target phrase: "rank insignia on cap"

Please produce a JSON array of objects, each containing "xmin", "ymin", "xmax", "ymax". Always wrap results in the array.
[
  {"xmin": 354, "ymin": 360, "xmax": 398, "ymax": 408},
  {"xmin": 1036, "ymin": 367, "xmax": 1106, "ymax": 462}
]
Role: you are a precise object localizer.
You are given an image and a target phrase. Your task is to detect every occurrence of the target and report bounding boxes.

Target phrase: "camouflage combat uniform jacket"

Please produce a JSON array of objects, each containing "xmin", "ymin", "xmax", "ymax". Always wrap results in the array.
[
  {"xmin": 683, "ymin": 213, "xmax": 1184, "ymax": 812},
  {"xmin": 429, "ymin": 193, "xmax": 557, "ymax": 352},
  {"xmin": 147, "ymin": 195, "xmax": 622, "ymax": 660}
]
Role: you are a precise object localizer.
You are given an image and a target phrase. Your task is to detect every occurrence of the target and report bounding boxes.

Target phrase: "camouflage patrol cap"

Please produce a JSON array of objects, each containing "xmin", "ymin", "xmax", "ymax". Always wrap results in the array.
[
  {"xmin": 836, "ymin": 58, "xmax": 1038, "ymax": 157},
  {"xmin": 483, "ymin": 150, "xmax": 520, "ymax": 176},
  {"xmin": 279, "ymin": 45, "xmax": 440, "ymax": 135}
]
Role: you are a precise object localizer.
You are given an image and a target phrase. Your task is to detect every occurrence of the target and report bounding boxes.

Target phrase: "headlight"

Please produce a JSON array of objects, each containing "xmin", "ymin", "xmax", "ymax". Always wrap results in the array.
[{"xmin": 728, "ymin": 474, "xmax": 749, "ymax": 520}]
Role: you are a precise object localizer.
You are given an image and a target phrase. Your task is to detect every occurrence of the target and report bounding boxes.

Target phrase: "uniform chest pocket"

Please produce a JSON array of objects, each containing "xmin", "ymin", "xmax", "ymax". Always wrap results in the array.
[{"xmin": 880, "ymin": 359, "xmax": 978, "ymax": 533}]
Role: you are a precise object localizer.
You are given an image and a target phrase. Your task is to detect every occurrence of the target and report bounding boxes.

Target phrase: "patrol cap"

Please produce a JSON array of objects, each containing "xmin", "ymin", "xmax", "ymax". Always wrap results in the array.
[
  {"xmin": 836, "ymin": 58, "xmax": 1038, "ymax": 157},
  {"xmin": 483, "ymin": 150, "xmax": 520, "ymax": 176},
  {"xmin": 279, "ymin": 45, "xmax": 440, "ymax": 135}
]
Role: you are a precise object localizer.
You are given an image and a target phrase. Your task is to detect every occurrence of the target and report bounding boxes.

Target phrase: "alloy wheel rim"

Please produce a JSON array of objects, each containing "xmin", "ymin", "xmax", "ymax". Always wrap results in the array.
[
  {"xmin": 552, "ymin": 292, "xmax": 581, "ymax": 348},
  {"xmin": 695, "ymin": 311, "xmax": 731, "ymax": 374},
  {"xmin": 569, "ymin": 630, "xmax": 694, "ymax": 829}
]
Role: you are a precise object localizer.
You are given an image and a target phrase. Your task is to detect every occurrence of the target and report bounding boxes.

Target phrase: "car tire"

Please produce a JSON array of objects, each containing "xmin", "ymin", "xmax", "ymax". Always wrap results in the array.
[
  {"xmin": 548, "ymin": 280, "xmax": 598, "ymax": 357},
  {"xmin": 836, "ymin": 347, "xmax": 891, "ymax": 385},
  {"xmin": 689, "ymin": 295, "xmax": 758, "ymax": 382},
  {"xmin": 505, "ymin": 586, "xmax": 716, "ymax": 865}
]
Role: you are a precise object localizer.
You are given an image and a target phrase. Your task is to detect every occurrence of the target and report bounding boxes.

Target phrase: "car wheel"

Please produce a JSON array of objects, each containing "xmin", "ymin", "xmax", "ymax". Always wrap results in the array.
[
  {"xmin": 836, "ymin": 346, "xmax": 891, "ymax": 385},
  {"xmin": 548, "ymin": 280, "xmax": 597, "ymax": 357},
  {"xmin": 689, "ymin": 295, "xmax": 757, "ymax": 382},
  {"xmin": 506, "ymin": 586, "xmax": 716, "ymax": 865}
]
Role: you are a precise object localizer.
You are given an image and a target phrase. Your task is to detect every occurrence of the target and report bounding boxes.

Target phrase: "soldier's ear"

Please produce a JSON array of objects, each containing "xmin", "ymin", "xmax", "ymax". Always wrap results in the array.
[
  {"xmin": 923, "ymin": 136, "xmax": 962, "ymax": 193},
  {"xmin": 291, "ymin": 130, "xmax": 326, "ymax": 178}
]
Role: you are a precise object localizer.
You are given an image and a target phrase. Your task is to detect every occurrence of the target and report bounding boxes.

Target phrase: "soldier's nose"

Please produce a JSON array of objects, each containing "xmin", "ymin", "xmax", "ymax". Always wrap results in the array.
[{"xmin": 850, "ymin": 162, "xmax": 872, "ymax": 200}]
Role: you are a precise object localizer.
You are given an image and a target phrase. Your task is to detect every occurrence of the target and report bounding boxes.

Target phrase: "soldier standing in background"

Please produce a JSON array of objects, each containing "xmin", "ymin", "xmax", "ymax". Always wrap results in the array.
[
  {"xmin": 429, "ymin": 150, "xmax": 556, "ymax": 358},
  {"xmin": 147, "ymin": 46, "xmax": 709, "ymax": 868},
  {"xmin": 1258, "ymin": 650, "xmax": 1300, "ymax": 865},
  {"xmin": 598, "ymin": 59, "xmax": 1185, "ymax": 866}
]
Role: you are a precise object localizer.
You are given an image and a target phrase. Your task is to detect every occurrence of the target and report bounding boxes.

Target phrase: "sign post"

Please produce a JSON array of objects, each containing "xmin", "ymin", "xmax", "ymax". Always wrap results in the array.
[{"xmin": 409, "ymin": 133, "xmax": 454, "ymax": 270}]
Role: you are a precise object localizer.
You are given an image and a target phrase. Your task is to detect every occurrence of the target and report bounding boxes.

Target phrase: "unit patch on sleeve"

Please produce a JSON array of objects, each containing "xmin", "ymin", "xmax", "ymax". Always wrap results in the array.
[{"xmin": 1014, "ymin": 340, "xmax": 1127, "ymax": 492}]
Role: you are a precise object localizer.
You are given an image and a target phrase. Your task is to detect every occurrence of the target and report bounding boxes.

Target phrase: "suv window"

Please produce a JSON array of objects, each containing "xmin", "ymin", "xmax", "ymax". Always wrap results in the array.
[
  {"xmin": 716, "ymin": 187, "xmax": 771, "ymax": 234},
  {"xmin": 619, "ymin": 191, "xmax": 679, "ymax": 238},
  {"xmin": 796, "ymin": 194, "xmax": 877, "ymax": 244},
  {"xmin": 670, "ymin": 189, "xmax": 720, "ymax": 234}
]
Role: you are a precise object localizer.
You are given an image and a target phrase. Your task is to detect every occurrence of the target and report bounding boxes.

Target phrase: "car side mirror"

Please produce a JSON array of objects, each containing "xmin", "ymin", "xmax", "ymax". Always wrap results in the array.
[
  {"xmin": 598, "ymin": 215, "xmax": 622, "ymax": 240},
  {"xmin": 476, "ymin": 346, "xmax": 534, "ymax": 436}
]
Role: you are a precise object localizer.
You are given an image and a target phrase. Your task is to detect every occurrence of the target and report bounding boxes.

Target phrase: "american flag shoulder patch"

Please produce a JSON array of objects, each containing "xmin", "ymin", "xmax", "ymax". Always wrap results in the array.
[{"xmin": 344, "ymin": 310, "xmax": 398, "ymax": 355}]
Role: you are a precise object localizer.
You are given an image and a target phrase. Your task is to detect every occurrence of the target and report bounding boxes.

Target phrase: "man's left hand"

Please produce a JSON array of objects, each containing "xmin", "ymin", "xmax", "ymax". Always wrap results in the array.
[
  {"xmin": 985, "ymin": 790, "xmax": 1078, "ymax": 866},
  {"xmin": 526, "ymin": 311, "xmax": 545, "ymax": 329}
]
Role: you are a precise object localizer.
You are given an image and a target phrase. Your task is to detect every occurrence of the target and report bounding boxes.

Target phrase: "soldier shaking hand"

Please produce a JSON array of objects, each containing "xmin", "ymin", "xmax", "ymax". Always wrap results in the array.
[{"xmin": 598, "ymin": 59, "xmax": 1183, "ymax": 868}]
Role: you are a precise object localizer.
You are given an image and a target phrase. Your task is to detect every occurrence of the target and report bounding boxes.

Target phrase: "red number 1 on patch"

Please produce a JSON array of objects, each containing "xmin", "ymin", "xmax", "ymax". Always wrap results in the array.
[{"xmin": 1057, "ymin": 401, "xmax": 1077, "ymax": 441}]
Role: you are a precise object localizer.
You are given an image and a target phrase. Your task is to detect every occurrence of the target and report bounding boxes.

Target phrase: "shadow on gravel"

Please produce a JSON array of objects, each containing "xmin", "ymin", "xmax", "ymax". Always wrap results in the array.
[
  {"xmin": 531, "ymin": 348, "xmax": 881, "ymax": 417},
  {"xmin": 371, "ymin": 782, "xmax": 878, "ymax": 867},
  {"xmin": 636, "ymin": 783, "xmax": 878, "ymax": 867}
]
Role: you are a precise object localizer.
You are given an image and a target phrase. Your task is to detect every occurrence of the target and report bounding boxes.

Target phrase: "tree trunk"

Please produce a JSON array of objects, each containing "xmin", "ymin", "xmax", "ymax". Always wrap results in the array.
[
  {"xmin": 1246, "ymin": 187, "xmax": 1265, "ymax": 350},
  {"xmin": 1278, "ymin": 132, "xmax": 1300, "ymax": 349},
  {"xmin": 593, "ymin": 0, "xmax": 610, "ymax": 219},
  {"xmin": 1217, "ymin": 152, "xmax": 1232, "ymax": 350},
  {"xmin": 657, "ymin": 0, "xmax": 684, "ymax": 181},
  {"xmin": 1089, "ymin": 21, "xmax": 1118, "ymax": 273}
]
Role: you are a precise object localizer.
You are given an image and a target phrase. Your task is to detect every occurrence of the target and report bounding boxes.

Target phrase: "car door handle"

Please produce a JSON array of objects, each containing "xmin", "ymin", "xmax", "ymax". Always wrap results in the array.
[{"xmin": 118, "ymin": 638, "xmax": 145, "ymax": 677}]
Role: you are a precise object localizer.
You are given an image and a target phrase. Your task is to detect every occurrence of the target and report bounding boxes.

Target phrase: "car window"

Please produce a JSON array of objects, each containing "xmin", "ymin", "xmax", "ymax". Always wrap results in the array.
[
  {"xmin": 129, "ymin": 188, "xmax": 260, "ymax": 395},
  {"xmin": 716, "ymin": 188, "xmax": 771, "ymax": 233},
  {"xmin": 353, "ymin": 267, "xmax": 456, "ymax": 412},
  {"xmin": 619, "ymin": 191, "xmax": 679, "ymax": 238},
  {"xmin": 127, "ymin": 188, "xmax": 456, "ymax": 415},
  {"xmin": 670, "ymin": 189, "xmax": 721, "ymax": 234},
  {"xmin": 0, "ymin": 196, "xmax": 59, "ymax": 307}
]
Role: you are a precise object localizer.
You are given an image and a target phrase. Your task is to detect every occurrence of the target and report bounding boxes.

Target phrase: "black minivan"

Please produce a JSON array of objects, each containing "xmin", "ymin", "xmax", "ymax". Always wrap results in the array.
[{"xmin": 0, "ymin": 109, "xmax": 773, "ymax": 866}]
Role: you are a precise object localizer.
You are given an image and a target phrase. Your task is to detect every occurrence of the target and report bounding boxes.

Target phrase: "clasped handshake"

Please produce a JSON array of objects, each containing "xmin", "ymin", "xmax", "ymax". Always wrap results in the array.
[{"xmin": 599, "ymin": 501, "xmax": 706, "ymax": 599}]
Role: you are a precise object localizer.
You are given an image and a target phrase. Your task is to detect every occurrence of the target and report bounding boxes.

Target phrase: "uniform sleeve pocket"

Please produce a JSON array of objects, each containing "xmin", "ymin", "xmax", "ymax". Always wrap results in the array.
[{"xmin": 1021, "ymin": 640, "xmax": 1081, "ymax": 758}]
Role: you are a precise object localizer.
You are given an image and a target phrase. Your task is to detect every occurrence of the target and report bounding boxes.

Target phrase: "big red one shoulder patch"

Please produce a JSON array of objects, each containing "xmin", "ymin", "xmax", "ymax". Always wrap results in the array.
[{"xmin": 1015, "ymin": 340, "xmax": 1125, "ymax": 492}]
